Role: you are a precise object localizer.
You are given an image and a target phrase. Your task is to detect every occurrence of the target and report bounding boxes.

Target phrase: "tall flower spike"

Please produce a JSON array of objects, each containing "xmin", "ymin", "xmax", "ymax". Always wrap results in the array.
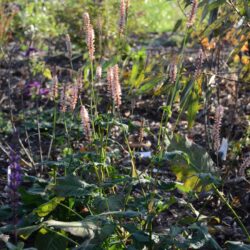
[
  {"xmin": 83, "ymin": 12, "xmax": 90, "ymax": 34},
  {"xmin": 60, "ymin": 84, "xmax": 67, "ymax": 113},
  {"xmin": 87, "ymin": 24, "xmax": 95, "ymax": 61},
  {"xmin": 107, "ymin": 65, "xmax": 122, "ymax": 108},
  {"xmin": 65, "ymin": 34, "xmax": 72, "ymax": 60},
  {"xmin": 187, "ymin": 0, "xmax": 198, "ymax": 28},
  {"xmin": 212, "ymin": 105, "xmax": 224, "ymax": 153},
  {"xmin": 96, "ymin": 65, "xmax": 102, "ymax": 81},
  {"xmin": 7, "ymin": 150, "xmax": 22, "ymax": 192},
  {"xmin": 107, "ymin": 67, "xmax": 114, "ymax": 96},
  {"xmin": 119, "ymin": 0, "xmax": 126, "ymax": 35},
  {"xmin": 7, "ymin": 149, "xmax": 22, "ymax": 241},
  {"xmin": 113, "ymin": 64, "xmax": 122, "ymax": 107},
  {"xmin": 77, "ymin": 69, "xmax": 83, "ymax": 91},
  {"xmin": 169, "ymin": 63, "xmax": 177, "ymax": 83},
  {"xmin": 194, "ymin": 48, "xmax": 204, "ymax": 78},
  {"xmin": 80, "ymin": 105, "xmax": 92, "ymax": 141},
  {"xmin": 70, "ymin": 84, "xmax": 78, "ymax": 111}
]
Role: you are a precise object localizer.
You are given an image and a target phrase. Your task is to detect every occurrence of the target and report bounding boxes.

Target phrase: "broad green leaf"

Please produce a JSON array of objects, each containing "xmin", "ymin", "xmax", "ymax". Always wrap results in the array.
[
  {"xmin": 172, "ymin": 163, "xmax": 201, "ymax": 192},
  {"xmin": 19, "ymin": 187, "xmax": 46, "ymax": 208},
  {"xmin": 92, "ymin": 195, "xmax": 124, "ymax": 213},
  {"xmin": 34, "ymin": 197, "xmax": 65, "ymax": 217},
  {"xmin": 18, "ymin": 225, "xmax": 42, "ymax": 240},
  {"xmin": 53, "ymin": 175, "xmax": 97, "ymax": 197},
  {"xmin": 132, "ymin": 231, "xmax": 150, "ymax": 243},
  {"xmin": 99, "ymin": 223, "xmax": 116, "ymax": 242},
  {"xmin": 167, "ymin": 134, "xmax": 216, "ymax": 172},
  {"xmin": 167, "ymin": 134, "xmax": 217, "ymax": 192},
  {"xmin": 35, "ymin": 228, "xmax": 67, "ymax": 250}
]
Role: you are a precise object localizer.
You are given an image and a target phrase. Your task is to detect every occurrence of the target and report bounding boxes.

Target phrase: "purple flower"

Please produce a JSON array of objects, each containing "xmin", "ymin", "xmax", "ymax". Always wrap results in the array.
[
  {"xmin": 24, "ymin": 81, "xmax": 41, "ymax": 96},
  {"xmin": 39, "ymin": 88, "xmax": 50, "ymax": 96},
  {"xmin": 25, "ymin": 81, "xmax": 49, "ymax": 97},
  {"xmin": 6, "ymin": 149, "xmax": 22, "ymax": 241},
  {"xmin": 24, "ymin": 47, "xmax": 38, "ymax": 57},
  {"xmin": 7, "ymin": 150, "xmax": 22, "ymax": 191},
  {"xmin": 29, "ymin": 81, "xmax": 41, "ymax": 88}
]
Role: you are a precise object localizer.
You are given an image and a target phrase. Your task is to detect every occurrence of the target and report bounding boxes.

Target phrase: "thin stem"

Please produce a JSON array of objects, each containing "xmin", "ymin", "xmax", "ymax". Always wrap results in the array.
[
  {"xmin": 36, "ymin": 98, "xmax": 44, "ymax": 171},
  {"xmin": 226, "ymin": 0, "xmax": 250, "ymax": 28},
  {"xmin": 169, "ymin": 31, "xmax": 189, "ymax": 109},
  {"xmin": 212, "ymin": 183, "xmax": 250, "ymax": 240},
  {"xmin": 173, "ymin": 81, "xmax": 194, "ymax": 131},
  {"xmin": 47, "ymin": 103, "xmax": 57, "ymax": 159},
  {"xmin": 58, "ymin": 202, "xmax": 84, "ymax": 220}
]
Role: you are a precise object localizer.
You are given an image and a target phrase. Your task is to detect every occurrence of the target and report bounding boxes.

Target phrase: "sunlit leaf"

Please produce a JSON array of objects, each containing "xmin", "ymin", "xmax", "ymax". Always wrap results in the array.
[
  {"xmin": 34, "ymin": 197, "xmax": 65, "ymax": 217},
  {"xmin": 44, "ymin": 219, "xmax": 100, "ymax": 238}
]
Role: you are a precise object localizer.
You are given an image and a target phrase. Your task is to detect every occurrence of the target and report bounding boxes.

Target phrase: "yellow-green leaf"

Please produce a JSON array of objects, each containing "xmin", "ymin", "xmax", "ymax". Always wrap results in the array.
[{"xmin": 34, "ymin": 197, "xmax": 65, "ymax": 217}]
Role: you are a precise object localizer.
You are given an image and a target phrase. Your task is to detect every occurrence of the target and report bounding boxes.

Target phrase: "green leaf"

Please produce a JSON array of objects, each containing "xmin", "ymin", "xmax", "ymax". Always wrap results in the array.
[
  {"xmin": 226, "ymin": 241, "xmax": 250, "ymax": 250},
  {"xmin": 203, "ymin": 15, "xmax": 230, "ymax": 38},
  {"xmin": 167, "ymin": 134, "xmax": 218, "ymax": 192},
  {"xmin": 156, "ymin": 196, "xmax": 176, "ymax": 213},
  {"xmin": 92, "ymin": 195, "xmax": 124, "ymax": 213},
  {"xmin": 99, "ymin": 223, "xmax": 116, "ymax": 241},
  {"xmin": 187, "ymin": 88, "xmax": 200, "ymax": 128},
  {"xmin": 4, "ymin": 241, "xmax": 36, "ymax": 250},
  {"xmin": 167, "ymin": 134, "xmax": 216, "ymax": 172},
  {"xmin": 172, "ymin": 163, "xmax": 201, "ymax": 192},
  {"xmin": 35, "ymin": 228, "xmax": 67, "ymax": 250},
  {"xmin": 189, "ymin": 223, "xmax": 222, "ymax": 250},
  {"xmin": 0, "ymin": 206, "xmax": 12, "ymax": 221},
  {"xmin": 172, "ymin": 19, "xmax": 183, "ymax": 33},
  {"xmin": 132, "ymin": 231, "xmax": 150, "ymax": 243},
  {"xmin": 18, "ymin": 225, "xmax": 42, "ymax": 240},
  {"xmin": 19, "ymin": 188, "xmax": 46, "ymax": 208},
  {"xmin": 53, "ymin": 175, "xmax": 97, "ymax": 197},
  {"xmin": 34, "ymin": 197, "xmax": 65, "ymax": 217},
  {"xmin": 137, "ymin": 76, "xmax": 164, "ymax": 94}
]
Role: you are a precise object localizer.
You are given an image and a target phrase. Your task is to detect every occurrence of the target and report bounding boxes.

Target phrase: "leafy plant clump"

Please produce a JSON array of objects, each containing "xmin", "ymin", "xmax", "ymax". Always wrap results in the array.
[{"xmin": 0, "ymin": 0, "xmax": 250, "ymax": 249}]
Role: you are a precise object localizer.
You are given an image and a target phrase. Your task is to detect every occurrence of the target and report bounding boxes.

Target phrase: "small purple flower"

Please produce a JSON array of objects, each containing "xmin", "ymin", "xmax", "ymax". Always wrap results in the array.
[
  {"xmin": 29, "ymin": 81, "xmax": 41, "ymax": 88},
  {"xmin": 25, "ymin": 81, "xmax": 49, "ymax": 97},
  {"xmin": 24, "ymin": 47, "xmax": 38, "ymax": 57},
  {"xmin": 24, "ymin": 81, "xmax": 41, "ymax": 97},
  {"xmin": 7, "ymin": 150, "xmax": 22, "ymax": 191},
  {"xmin": 39, "ymin": 88, "xmax": 50, "ymax": 96}
]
